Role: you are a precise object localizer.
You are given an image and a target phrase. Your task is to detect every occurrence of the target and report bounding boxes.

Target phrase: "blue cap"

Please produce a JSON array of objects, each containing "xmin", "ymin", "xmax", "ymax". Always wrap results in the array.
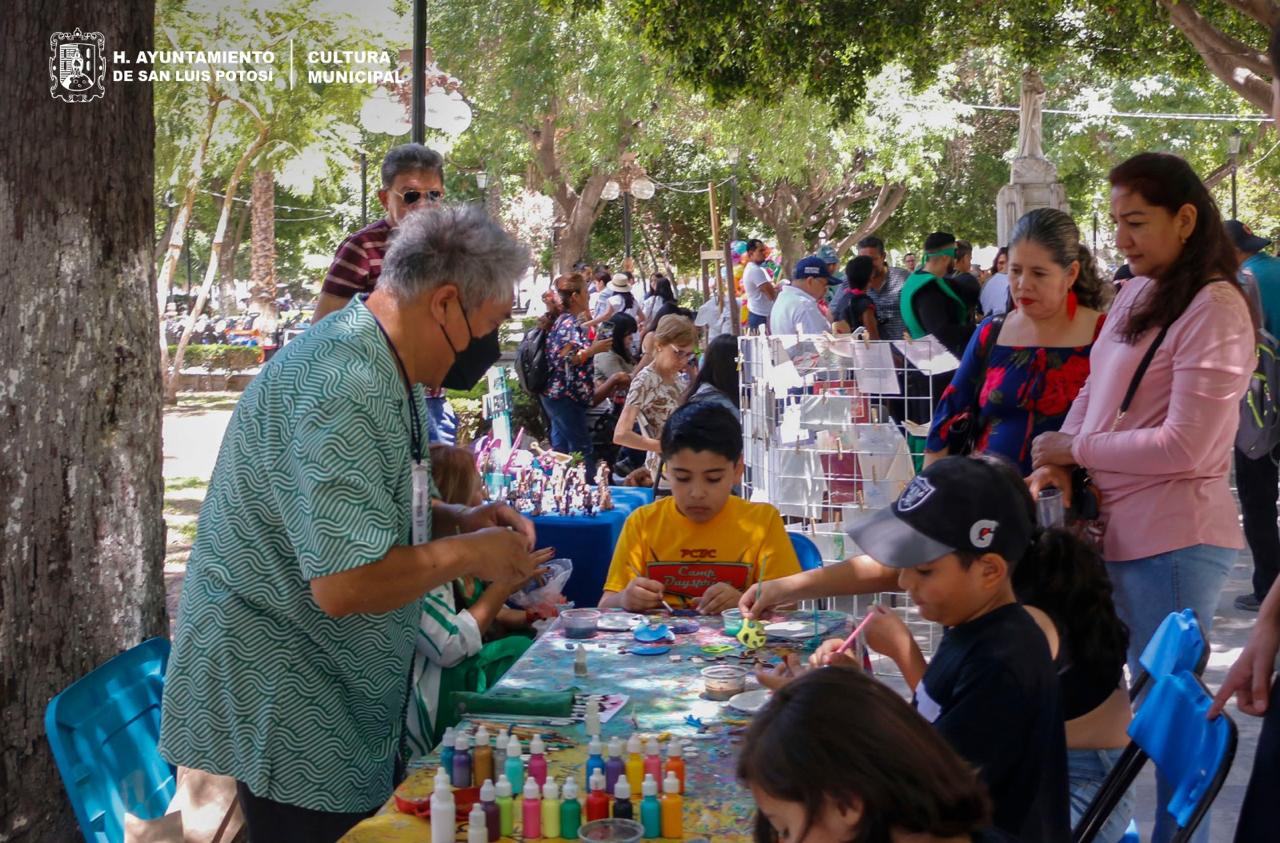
[
  {"xmin": 815, "ymin": 244, "xmax": 839, "ymax": 265},
  {"xmin": 794, "ymin": 255, "xmax": 833, "ymax": 281}
]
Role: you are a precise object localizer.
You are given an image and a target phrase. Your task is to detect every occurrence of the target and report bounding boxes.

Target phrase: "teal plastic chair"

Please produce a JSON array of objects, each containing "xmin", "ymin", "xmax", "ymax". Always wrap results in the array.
[
  {"xmin": 787, "ymin": 532, "xmax": 824, "ymax": 572},
  {"xmin": 1072, "ymin": 670, "xmax": 1237, "ymax": 843},
  {"xmin": 45, "ymin": 638, "xmax": 175, "ymax": 843}
]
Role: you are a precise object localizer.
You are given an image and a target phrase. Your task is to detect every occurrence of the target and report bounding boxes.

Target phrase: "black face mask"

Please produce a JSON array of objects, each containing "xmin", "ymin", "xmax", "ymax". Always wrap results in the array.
[{"xmin": 441, "ymin": 302, "xmax": 501, "ymax": 390}]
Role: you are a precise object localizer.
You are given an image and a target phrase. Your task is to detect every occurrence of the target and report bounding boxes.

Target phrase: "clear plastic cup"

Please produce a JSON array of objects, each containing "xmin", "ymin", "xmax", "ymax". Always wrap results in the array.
[
  {"xmin": 721, "ymin": 608, "xmax": 744, "ymax": 636},
  {"xmin": 579, "ymin": 819, "xmax": 645, "ymax": 842},
  {"xmin": 1037, "ymin": 488, "xmax": 1065, "ymax": 529}
]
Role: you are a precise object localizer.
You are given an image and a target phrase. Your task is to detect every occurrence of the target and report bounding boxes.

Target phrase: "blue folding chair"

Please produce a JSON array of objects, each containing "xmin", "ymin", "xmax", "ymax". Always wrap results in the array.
[
  {"xmin": 45, "ymin": 638, "xmax": 176, "ymax": 843},
  {"xmin": 787, "ymin": 532, "xmax": 825, "ymax": 572},
  {"xmin": 1128, "ymin": 608, "xmax": 1208, "ymax": 703},
  {"xmin": 1072, "ymin": 670, "xmax": 1237, "ymax": 843}
]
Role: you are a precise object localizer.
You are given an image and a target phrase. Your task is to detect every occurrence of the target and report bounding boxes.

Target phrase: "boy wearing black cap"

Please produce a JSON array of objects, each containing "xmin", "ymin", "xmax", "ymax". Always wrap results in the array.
[
  {"xmin": 899, "ymin": 231, "xmax": 975, "ymax": 358},
  {"xmin": 820, "ymin": 457, "xmax": 1070, "ymax": 843}
]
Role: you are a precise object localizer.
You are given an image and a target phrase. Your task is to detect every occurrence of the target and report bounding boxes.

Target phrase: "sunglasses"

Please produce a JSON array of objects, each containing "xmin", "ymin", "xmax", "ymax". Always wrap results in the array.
[{"xmin": 391, "ymin": 188, "xmax": 444, "ymax": 205}]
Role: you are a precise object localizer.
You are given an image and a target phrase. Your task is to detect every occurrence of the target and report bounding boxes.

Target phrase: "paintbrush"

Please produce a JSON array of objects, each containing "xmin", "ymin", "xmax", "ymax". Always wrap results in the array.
[{"xmin": 833, "ymin": 607, "xmax": 878, "ymax": 656}]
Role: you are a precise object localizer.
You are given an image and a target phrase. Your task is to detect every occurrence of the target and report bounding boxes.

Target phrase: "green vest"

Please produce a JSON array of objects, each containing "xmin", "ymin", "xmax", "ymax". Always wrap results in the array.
[{"xmin": 900, "ymin": 269, "xmax": 969, "ymax": 340}]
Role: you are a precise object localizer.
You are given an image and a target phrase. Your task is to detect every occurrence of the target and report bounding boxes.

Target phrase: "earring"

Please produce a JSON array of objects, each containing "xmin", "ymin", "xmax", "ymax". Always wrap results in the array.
[{"xmin": 1066, "ymin": 290, "xmax": 1079, "ymax": 320}]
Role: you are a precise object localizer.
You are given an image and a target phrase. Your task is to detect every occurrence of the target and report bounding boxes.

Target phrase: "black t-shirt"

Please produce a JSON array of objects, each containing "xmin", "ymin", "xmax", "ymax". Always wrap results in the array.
[
  {"xmin": 912, "ymin": 281, "xmax": 976, "ymax": 358},
  {"xmin": 948, "ymin": 271, "xmax": 982, "ymax": 312},
  {"xmin": 915, "ymin": 603, "xmax": 1069, "ymax": 843},
  {"xmin": 834, "ymin": 287, "xmax": 876, "ymax": 331}
]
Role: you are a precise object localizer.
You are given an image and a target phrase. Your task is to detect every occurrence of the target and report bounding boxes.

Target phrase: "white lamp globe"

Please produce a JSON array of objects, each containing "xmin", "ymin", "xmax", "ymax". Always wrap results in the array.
[
  {"xmin": 630, "ymin": 177, "xmax": 656, "ymax": 200},
  {"xmin": 601, "ymin": 180, "xmax": 621, "ymax": 201}
]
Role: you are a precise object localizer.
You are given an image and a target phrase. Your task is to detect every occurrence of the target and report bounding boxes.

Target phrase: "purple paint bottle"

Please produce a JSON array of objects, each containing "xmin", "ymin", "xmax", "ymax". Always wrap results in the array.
[
  {"xmin": 604, "ymin": 736, "xmax": 625, "ymax": 795},
  {"xmin": 452, "ymin": 730, "xmax": 473, "ymax": 788}
]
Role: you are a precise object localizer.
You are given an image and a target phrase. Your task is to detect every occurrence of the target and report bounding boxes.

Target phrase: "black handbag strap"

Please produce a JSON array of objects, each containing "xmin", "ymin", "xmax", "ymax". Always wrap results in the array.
[{"xmin": 1114, "ymin": 324, "xmax": 1170, "ymax": 427}]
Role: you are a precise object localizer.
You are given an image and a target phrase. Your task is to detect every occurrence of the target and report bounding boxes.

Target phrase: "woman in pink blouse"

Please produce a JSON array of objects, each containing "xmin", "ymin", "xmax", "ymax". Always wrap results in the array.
[{"xmin": 1030, "ymin": 153, "xmax": 1255, "ymax": 842}]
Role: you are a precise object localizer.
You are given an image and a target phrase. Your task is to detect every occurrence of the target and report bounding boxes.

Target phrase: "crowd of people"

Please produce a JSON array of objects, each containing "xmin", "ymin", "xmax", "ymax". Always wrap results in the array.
[{"xmin": 151, "ymin": 29, "xmax": 1280, "ymax": 843}]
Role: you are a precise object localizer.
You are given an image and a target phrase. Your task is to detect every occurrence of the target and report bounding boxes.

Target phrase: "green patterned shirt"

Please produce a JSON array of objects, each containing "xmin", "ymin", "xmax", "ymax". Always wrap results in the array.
[{"xmin": 159, "ymin": 298, "xmax": 432, "ymax": 812}]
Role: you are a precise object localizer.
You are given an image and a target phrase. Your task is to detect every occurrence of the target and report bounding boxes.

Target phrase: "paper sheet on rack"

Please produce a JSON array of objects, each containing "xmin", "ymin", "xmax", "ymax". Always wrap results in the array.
[
  {"xmin": 778, "ymin": 403, "xmax": 805, "ymax": 444},
  {"xmin": 852, "ymin": 342, "xmax": 901, "ymax": 395},
  {"xmin": 893, "ymin": 338, "xmax": 960, "ymax": 376},
  {"xmin": 766, "ymin": 355, "xmax": 806, "ymax": 391},
  {"xmin": 772, "ymin": 450, "xmax": 827, "ymax": 519}
]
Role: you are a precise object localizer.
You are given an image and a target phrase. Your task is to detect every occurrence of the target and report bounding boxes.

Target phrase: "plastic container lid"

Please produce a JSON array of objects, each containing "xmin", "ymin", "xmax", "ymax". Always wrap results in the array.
[
  {"xmin": 523, "ymin": 777, "xmax": 541, "ymax": 800},
  {"xmin": 562, "ymin": 777, "xmax": 579, "ymax": 800},
  {"xmin": 588, "ymin": 736, "xmax": 602, "ymax": 756},
  {"xmin": 614, "ymin": 778, "xmax": 632, "ymax": 800},
  {"xmin": 530, "ymin": 734, "xmax": 546, "ymax": 755},
  {"xmin": 663, "ymin": 772, "xmax": 679, "ymax": 794},
  {"xmin": 641, "ymin": 774, "xmax": 658, "ymax": 797},
  {"xmin": 455, "ymin": 731, "xmax": 470, "ymax": 750},
  {"xmin": 441, "ymin": 726, "xmax": 456, "ymax": 745},
  {"xmin": 590, "ymin": 770, "xmax": 606, "ymax": 792},
  {"xmin": 475, "ymin": 725, "xmax": 490, "ymax": 747},
  {"xmin": 435, "ymin": 767, "xmax": 451, "ymax": 789},
  {"xmin": 480, "ymin": 779, "xmax": 496, "ymax": 802},
  {"xmin": 608, "ymin": 736, "xmax": 623, "ymax": 756},
  {"xmin": 668, "ymin": 741, "xmax": 683, "ymax": 758},
  {"xmin": 467, "ymin": 803, "xmax": 488, "ymax": 843},
  {"xmin": 645, "ymin": 738, "xmax": 660, "ymax": 756},
  {"xmin": 543, "ymin": 778, "xmax": 560, "ymax": 800},
  {"xmin": 496, "ymin": 775, "xmax": 512, "ymax": 799},
  {"xmin": 507, "ymin": 735, "xmax": 522, "ymax": 755},
  {"xmin": 434, "ymin": 771, "xmax": 453, "ymax": 796},
  {"xmin": 627, "ymin": 735, "xmax": 642, "ymax": 755}
]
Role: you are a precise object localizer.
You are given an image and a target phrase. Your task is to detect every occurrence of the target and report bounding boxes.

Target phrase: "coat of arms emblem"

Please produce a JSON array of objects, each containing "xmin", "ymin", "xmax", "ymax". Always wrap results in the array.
[{"xmin": 49, "ymin": 29, "xmax": 105, "ymax": 103}]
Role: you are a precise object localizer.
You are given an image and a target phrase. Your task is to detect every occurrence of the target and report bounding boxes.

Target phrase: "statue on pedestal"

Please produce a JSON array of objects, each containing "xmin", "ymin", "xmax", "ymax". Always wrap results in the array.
[{"xmin": 1016, "ymin": 67, "xmax": 1046, "ymax": 161}]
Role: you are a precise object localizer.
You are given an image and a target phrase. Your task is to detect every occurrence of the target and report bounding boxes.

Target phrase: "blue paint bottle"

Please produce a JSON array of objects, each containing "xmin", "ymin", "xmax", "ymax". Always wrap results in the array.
[
  {"xmin": 640, "ymin": 773, "xmax": 662, "ymax": 839},
  {"xmin": 585, "ymin": 736, "xmax": 605, "ymax": 785},
  {"xmin": 440, "ymin": 726, "xmax": 456, "ymax": 775}
]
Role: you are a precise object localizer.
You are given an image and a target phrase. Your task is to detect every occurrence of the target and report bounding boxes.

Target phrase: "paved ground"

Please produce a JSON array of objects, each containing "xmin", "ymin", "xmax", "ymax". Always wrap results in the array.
[{"xmin": 162, "ymin": 393, "xmax": 1269, "ymax": 840}]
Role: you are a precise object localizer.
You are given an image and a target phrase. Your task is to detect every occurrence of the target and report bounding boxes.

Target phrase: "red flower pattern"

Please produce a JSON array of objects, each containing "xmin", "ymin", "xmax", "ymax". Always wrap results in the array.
[{"xmin": 1035, "ymin": 354, "xmax": 1091, "ymax": 417}]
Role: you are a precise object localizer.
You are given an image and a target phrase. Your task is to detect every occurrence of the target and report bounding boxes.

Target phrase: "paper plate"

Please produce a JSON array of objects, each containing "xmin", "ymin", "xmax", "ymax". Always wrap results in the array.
[
  {"xmin": 598, "ymin": 612, "xmax": 644, "ymax": 631},
  {"xmin": 726, "ymin": 690, "xmax": 770, "ymax": 714}
]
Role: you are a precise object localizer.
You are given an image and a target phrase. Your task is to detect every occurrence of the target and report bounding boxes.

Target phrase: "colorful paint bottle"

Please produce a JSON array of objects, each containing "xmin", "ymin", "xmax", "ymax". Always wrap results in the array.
[
  {"xmin": 473, "ymin": 726, "xmax": 494, "ymax": 787},
  {"xmin": 505, "ymin": 735, "xmax": 524, "ymax": 795},
  {"xmin": 452, "ymin": 731, "xmax": 473, "ymax": 788},
  {"xmin": 493, "ymin": 728, "xmax": 509, "ymax": 773},
  {"xmin": 495, "ymin": 775, "xmax": 515, "ymax": 838},
  {"xmin": 439, "ymin": 726, "xmax": 456, "ymax": 775},
  {"xmin": 467, "ymin": 802, "xmax": 488, "ymax": 843},
  {"xmin": 640, "ymin": 774, "xmax": 661, "ymax": 839},
  {"xmin": 584, "ymin": 697, "xmax": 601, "ymax": 737},
  {"xmin": 625, "ymin": 735, "xmax": 645, "ymax": 794},
  {"xmin": 660, "ymin": 772, "xmax": 683, "ymax": 839},
  {"xmin": 612, "ymin": 777, "xmax": 634, "ymax": 821},
  {"xmin": 604, "ymin": 737, "xmax": 626, "ymax": 795},
  {"xmin": 521, "ymin": 777, "xmax": 542, "ymax": 839},
  {"xmin": 585, "ymin": 736, "xmax": 605, "ymax": 785},
  {"xmin": 665, "ymin": 741, "xmax": 686, "ymax": 794},
  {"xmin": 528, "ymin": 734, "xmax": 549, "ymax": 788},
  {"xmin": 430, "ymin": 771, "xmax": 455, "ymax": 843},
  {"xmin": 541, "ymin": 777, "xmax": 561, "ymax": 839},
  {"xmin": 479, "ymin": 778, "xmax": 500, "ymax": 843},
  {"xmin": 643, "ymin": 738, "xmax": 663, "ymax": 784},
  {"xmin": 585, "ymin": 770, "xmax": 610, "ymax": 822},
  {"xmin": 560, "ymin": 776, "xmax": 582, "ymax": 839}
]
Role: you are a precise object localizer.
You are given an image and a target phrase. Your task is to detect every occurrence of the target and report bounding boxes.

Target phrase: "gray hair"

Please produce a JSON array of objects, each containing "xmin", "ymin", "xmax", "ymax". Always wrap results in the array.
[
  {"xmin": 379, "ymin": 203, "xmax": 529, "ymax": 308},
  {"xmin": 380, "ymin": 143, "xmax": 445, "ymax": 187}
]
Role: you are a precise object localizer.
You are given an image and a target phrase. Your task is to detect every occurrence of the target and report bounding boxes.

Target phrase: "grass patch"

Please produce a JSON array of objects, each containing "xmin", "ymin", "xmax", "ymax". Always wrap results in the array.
[
  {"xmin": 174, "ymin": 522, "xmax": 199, "ymax": 543},
  {"xmin": 165, "ymin": 476, "xmax": 208, "ymax": 492}
]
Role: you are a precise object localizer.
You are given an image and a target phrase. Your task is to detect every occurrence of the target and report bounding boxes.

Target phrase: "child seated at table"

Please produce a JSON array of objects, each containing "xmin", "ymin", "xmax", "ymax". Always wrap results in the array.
[
  {"xmin": 810, "ymin": 456, "xmax": 1070, "ymax": 843},
  {"xmin": 738, "ymin": 666, "xmax": 1013, "ymax": 843},
  {"xmin": 403, "ymin": 445, "xmax": 543, "ymax": 762},
  {"xmin": 598, "ymin": 402, "xmax": 801, "ymax": 615}
]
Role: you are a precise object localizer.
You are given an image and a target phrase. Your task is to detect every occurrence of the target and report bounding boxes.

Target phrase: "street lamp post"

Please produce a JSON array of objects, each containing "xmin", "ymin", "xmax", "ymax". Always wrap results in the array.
[
  {"xmin": 1092, "ymin": 211, "xmax": 1098, "ymax": 255},
  {"xmin": 1229, "ymin": 128, "xmax": 1243, "ymax": 220},
  {"xmin": 602, "ymin": 153, "xmax": 655, "ymax": 272},
  {"xmin": 728, "ymin": 148, "xmax": 740, "ymax": 243}
]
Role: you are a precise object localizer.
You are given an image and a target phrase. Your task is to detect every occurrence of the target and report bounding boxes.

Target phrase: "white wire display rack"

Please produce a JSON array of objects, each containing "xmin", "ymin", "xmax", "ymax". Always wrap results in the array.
[{"xmin": 738, "ymin": 330, "xmax": 954, "ymax": 675}]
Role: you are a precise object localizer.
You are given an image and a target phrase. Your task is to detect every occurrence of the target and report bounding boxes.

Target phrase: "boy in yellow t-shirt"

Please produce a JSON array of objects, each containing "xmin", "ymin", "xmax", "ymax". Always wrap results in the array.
[{"xmin": 599, "ymin": 402, "xmax": 801, "ymax": 615}]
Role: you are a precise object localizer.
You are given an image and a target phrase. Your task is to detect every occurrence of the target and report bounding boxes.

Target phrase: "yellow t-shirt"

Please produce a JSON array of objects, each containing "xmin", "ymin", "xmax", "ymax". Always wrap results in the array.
[{"xmin": 602, "ymin": 496, "xmax": 802, "ymax": 606}]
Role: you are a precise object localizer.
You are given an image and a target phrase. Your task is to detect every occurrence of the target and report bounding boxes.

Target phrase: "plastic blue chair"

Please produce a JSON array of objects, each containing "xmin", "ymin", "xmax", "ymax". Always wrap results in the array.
[
  {"xmin": 45, "ymin": 638, "xmax": 176, "ymax": 843},
  {"xmin": 787, "ymin": 532, "xmax": 825, "ymax": 572},
  {"xmin": 1072, "ymin": 670, "xmax": 1237, "ymax": 843},
  {"xmin": 1129, "ymin": 609, "xmax": 1207, "ymax": 703}
]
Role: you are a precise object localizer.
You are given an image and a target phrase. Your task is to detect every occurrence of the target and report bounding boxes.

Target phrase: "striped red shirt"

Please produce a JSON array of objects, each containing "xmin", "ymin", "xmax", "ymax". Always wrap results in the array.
[{"xmin": 321, "ymin": 218, "xmax": 392, "ymax": 299}]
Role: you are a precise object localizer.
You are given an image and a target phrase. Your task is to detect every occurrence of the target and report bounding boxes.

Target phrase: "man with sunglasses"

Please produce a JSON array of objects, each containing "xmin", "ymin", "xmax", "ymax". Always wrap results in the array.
[{"xmin": 313, "ymin": 144, "xmax": 446, "ymax": 322}]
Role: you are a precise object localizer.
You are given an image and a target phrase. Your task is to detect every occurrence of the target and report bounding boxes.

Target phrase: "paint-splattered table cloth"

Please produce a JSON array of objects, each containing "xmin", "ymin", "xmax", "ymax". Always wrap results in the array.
[{"xmin": 341, "ymin": 612, "xmax": 849, "ymax": 842}]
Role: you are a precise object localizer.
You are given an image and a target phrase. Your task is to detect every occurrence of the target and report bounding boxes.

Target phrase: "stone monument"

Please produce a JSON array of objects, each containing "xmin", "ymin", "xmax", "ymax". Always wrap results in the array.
[{"xmin": 996, "ymin": 68, "xmax": 1070, "ymax": 246}]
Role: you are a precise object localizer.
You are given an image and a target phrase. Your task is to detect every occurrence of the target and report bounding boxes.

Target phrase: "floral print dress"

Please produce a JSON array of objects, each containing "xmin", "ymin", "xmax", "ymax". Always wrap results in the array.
[{"xmin": 928, "ymin": 315, "xmax": 1104, "ymax": 474}]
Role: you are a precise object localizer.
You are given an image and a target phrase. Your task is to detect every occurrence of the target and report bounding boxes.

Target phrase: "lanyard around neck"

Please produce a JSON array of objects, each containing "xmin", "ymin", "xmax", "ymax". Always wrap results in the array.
[{"xmin": 367, "ymin": 306, "xmax": 423, "ymax": 464}]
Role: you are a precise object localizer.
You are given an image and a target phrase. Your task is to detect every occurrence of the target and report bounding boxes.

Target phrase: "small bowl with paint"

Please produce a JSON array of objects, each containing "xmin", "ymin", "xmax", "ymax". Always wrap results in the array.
[
  {"xmin": 721, "ymin": 608, "xmax": 744, "ymax": 636},
  {"xmin": 562, "ymin": 608, "xmax": 601, "ymax": 639},
  {"xmin": 579, "ymin": 818, "xmax": 645, "ymax": 842},
  {"xmin": 702, "ymin": 664, "xmax": 749, "ymax": 701}
]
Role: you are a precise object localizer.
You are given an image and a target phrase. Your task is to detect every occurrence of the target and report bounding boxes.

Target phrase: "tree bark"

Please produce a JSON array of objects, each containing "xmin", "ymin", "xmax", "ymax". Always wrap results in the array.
[
  {"xmin": 1, "ymin": 2, "xmax": 166, "ymax": 839},
  {"xmin": 218, "ymin": 200, "xmax": 250, "ymax": 314},
  {"xmin": 247, "ymin": 166, "xmax": 278, "ymax": 332},
  {"xmin": 1159, "ymin": 0, "xmax": 1274, "ymax": 111},
  {"xmin": 833, "ymin": 183, "xmax": 908, "ymax": 256}
]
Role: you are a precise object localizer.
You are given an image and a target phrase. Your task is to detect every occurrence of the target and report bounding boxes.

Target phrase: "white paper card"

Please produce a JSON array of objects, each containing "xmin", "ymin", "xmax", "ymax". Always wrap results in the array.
[
  {"xmin": 852, "ymin": 342, "xmax": 901, "ymax": 395},
  {"xmin": 893, "ymin": 338, "xmax": 960, "ymax": 376}
]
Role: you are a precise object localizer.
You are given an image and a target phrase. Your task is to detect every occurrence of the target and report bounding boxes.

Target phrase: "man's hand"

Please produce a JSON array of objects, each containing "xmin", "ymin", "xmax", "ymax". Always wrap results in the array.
[
  {"xmin": 458, "ymin": 502, "xmax": 536, "ymax": 549},
  {"xmin": 697, "ymin": 582, "xmax": 741, "ymax": 616},
  {"xmin": 619, "ymin": 576, "xmax": 666, "ymax": 612},
  {"xmin": 1026, "ymin": 465, "xmax": 1075, "ymax": 509},
  {"xmin": 454, "ymin": 528, "xmax": 553, "ymax": 584},
  {"xmin": 808, "ymin": 637, "xmax": 860, "ymax": 670},
  {"xmin": 756, "ymin": 653, "xmax": 808, "ymax": 691},
  {"xmin": 1031, "ymin": 431, "xmax": 1076, "ymax": 468},
  {"xmin": 1209, "ymin": 617, "xmax": 1279, "ymax": 718}
]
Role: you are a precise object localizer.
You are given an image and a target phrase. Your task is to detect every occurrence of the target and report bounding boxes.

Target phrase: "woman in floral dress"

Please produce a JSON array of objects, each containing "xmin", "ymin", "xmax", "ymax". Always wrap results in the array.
[{"xmin": 927, "ymin": 209, "xmax": 1112, "ymax": 474}]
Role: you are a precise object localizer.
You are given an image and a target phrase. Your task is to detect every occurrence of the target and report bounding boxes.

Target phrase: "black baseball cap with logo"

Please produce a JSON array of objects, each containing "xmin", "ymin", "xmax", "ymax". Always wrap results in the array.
[{"xmin": 846, "ymin": 457, "xmax": 1034, "ymax": 568}]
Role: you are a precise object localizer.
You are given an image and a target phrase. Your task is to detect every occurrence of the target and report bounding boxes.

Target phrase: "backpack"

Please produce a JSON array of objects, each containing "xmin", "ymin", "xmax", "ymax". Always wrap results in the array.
[
  {"xmin": 1237, "ymin": 273, "xmax": 1280, "ymax": 459},
  {"xmin": 516, "ymin": 322, "xmax": 551, "ymax": 395}
]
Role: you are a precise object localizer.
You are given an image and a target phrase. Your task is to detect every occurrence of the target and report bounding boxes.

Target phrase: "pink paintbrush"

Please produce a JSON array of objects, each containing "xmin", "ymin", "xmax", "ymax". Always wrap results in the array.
[{"xmin": 834, "ymin": 607, "xmax": 879, "ymax": 656}]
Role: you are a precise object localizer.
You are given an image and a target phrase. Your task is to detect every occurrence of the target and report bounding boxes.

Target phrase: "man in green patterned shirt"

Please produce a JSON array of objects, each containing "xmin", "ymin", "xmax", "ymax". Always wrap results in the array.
[{"xmin": 159, "ymin": 205, "xmax": 550, "ymax": 842}]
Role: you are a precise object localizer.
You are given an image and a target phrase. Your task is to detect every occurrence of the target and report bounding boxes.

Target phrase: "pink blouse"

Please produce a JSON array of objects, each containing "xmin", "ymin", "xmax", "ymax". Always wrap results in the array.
[{"xmin": 1060, "ymin": 276, "xmax": 1254, "ymax": 562}]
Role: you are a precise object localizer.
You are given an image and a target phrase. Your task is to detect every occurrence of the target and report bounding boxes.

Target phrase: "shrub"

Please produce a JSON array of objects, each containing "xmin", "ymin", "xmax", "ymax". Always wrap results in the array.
[{"xmin": 167, "ymin": 344, "xmax": 262, "ymax": 372}]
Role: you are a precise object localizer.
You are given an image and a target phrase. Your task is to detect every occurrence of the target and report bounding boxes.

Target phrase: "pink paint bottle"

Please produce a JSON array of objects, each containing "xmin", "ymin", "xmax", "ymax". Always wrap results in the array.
[
  {"xmin": 521, "ymin": 776, "xmax": 542, "ymax": 839},
  {"xmin": 528, "ymin": 734, "xmax": 548, "ymax": 788},
  {"xmin": 643, "ymin": 738, "xmax": 663, "ymax": 784}
]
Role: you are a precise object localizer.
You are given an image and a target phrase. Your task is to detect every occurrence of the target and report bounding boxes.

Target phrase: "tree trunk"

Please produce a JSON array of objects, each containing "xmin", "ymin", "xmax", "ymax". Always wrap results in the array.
[
  {"xmin": 1, "ymin": 3, "xmax": 166, "ymax": 840},
  {"xmin": 833, "ymin": 183, "xmax": 908, "ymax": 256},
  {"xmin": 1158, "ymin": 0, "xmax": 1274, "ymax": 111},
  {"xmin": 166, "ymin": 128, "xmax": 269, "ymax": 402},
  {"xmin": 218, "ymin": 200, "xmax": 250, "ymax": 314},
  {"xmin": 154, "ymin": 93, "xmax": 222, "ymax": 378},
  {"xmin": 248, "ymin": 166, "xmax": 278, "ymax": 335}
]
